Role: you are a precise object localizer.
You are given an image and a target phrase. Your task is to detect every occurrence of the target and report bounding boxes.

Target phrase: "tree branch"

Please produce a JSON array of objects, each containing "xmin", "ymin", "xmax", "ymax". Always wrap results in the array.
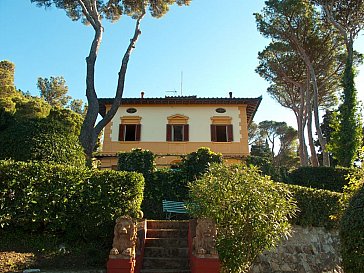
[{"xmin": 95, "ymin": 10, "xmax": 146, "ymax": 134}]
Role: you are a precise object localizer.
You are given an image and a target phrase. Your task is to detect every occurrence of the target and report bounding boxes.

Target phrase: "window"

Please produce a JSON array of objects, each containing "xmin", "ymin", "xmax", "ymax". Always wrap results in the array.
[
  {"xmin": 166, "ymin": 124, "xmax": 189, "ymax": 141},
  {"xmin": 126, "ymin": 108, "xmax": 137, "ymax": 113},
  {"xmin": 166, "ymin": 114, "xmax": 189, "ymax": 142},
  {"xmin": 119, "ymin": 124, "xmax": 141, "ymax": 141},
  {"xmin": 215, "ymin": 108, "xmax": 226, "ymax": 113},
  {"xmin": 211, "ymin": 124, "xmax": 233, "ymax": 142}
]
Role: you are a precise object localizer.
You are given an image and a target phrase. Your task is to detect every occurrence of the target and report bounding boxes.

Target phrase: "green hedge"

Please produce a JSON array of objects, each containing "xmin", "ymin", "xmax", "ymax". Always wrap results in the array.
[
  {"xmin": 286, "ymin": 167, "xmax": 358, "ymax": 192},
  {"xmin": 142, "ymin": 169, "xmax": 188, "ymax": 219},
  {"xmin": 281, "ymin": 183, "xmax": 342, "ymax": 229},
  {"xmin": 118, "ymin": 147, "xmax": 222, "ymax": 219},
  {"xmin": 0, "ymin": 160, "xmax": 144, "ymax": 240},
  {"xmin": 118, "ymin": 148, "xmax": 155, "ymax": 179},
  {"xmin": 340, "ymin": 184, "xmax": 364, "ymax": 273}
]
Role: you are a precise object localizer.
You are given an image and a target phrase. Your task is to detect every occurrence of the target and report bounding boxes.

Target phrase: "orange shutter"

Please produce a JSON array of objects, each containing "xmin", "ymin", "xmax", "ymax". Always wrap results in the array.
[
  {"xmin": 118, "ymin": 124, "xmax": 125, "ymax": 141},
  {"xmin": 184, "ymin": 124, "xmax": 189, "ymax": 141},
  {"xmin": 136, "ymin": 124, "xmax": 141, "ymax": 141},
  {"xmin": 166, "ymin": 124, "xmax": 172, "ymax": 141},
  {"xmin": 211, "ymin": 125, "xmax": 217, "ymax": 142},
  {"xmin": 227, "ymin": 124, "xmax": 233, "ymax": 142}
]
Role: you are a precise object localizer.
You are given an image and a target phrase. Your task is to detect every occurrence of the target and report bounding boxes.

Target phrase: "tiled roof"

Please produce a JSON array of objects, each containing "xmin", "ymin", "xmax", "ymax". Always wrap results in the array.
[{"xmin": 98, "ymin": 95, "xmax": 262, "ymax": 124}]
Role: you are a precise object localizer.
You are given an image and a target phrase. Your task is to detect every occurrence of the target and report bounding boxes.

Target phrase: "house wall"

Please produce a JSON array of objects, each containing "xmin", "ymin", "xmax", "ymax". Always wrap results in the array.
[{"xmin": 100, "ymin": 103, "xmax": 249, "ymax": 168}]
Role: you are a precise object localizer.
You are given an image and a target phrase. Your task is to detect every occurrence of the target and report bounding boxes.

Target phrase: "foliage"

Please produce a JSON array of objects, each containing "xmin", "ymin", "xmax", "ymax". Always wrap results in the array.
[
  {"xmin": 117, "ymin": 147, "xmax": 221, "ymax": 219},
  {"xmin": 0, "ymin": 64, "xmax": 51, "ymax": 129},
  {"xmin": 0, "ymin": 160, "xmax": 144, "ymax": 241},
  {"xmin": 255, "ymin": 0, "xmax": 345, "ymax": 167},
  {"xmin": 248, "ymin": 120, "xmax": 299, "ymax": 169},
  {"xmin": 37, "ymin": 76, "xmax": 71, "ymax": 108},
  {"xmin": 31, "ymin": 1, "xmax": 192, "ymax": 161},
  {"xmin": 0, "ymin": 60, "xmax": 15, "ymax": 88},
  {"xmin": 188, "ymin": 164, "xmax": 296, "ymax": 273},
  {"xmin": 178, "ymin": 147, "xmax": 222, "ymax": 181},
  {"xmin": 329, "ymin": 58, "xmax": 363, "ymax": 167},
  {"xmin": 287, "ymin": 166, "xmax": 358, "ymax": 192},
  {"xmin": 142, "ymin": 168, "xmax": 188, "ymax": 219},
  {"xmin": 118, "ymin": 148, "xmax": 156, "ymax": 179},
  {"xmin": 68, "ymin": 98, "xmax": 86, "ymax": 115},
  {"xmin": 315, "ymin": 110, "xmax": 337, "ymax": 166},
  {"xmin": 12, "ymin": 96, "xmax": 51, "ymax": 120},
  {"xmin": 339, "ymin": 168, "xmax": 364, "ymax": 215},
  {"xmin": 245, "ymin": 155, "xmax": 289, "ymax": 182},
  {"xmin": 313, "ymin": 0, "xmax": 364, "ymax": 168},
  {"xmin": 339, "ymin": 183, "xmax": 364, "ymax": 273},
  {"xmin": 0, "ymin": 110, "xmax": 85, "ymax": 166},
  {"xmin": 283, "ymin": 183, "xmax": 341, "ymax": 229}
]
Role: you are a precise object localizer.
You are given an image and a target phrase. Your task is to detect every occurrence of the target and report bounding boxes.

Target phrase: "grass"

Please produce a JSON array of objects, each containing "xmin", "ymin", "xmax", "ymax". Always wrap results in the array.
[{"xmin": 0, "ymin": 229, "xmax": 110, "ymax": 273}]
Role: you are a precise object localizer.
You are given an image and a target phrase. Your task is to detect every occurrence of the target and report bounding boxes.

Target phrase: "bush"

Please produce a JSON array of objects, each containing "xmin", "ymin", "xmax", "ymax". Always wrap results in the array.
[
  {"xmin": 118, "ymin": 147, "xmax": 222, "ymax": 219},
  {"xmin": 340, "ymin": 184, "xmax": 364, "ymax": 273},
  {"xmin": 282, "ymin": 183, "xmax": 342, "ymax": 229},
  {"xmin": 188, "ymin": 164, "xmax": 296, "ymax": 273},
  {"xmin": 286, "ymin": 166, "xmax": 358, "ymax": 192},
  {"xmin": 0, "ymin": 160, "xmax": 144, "ymax": 241},
  {"xmin": 142, "ymin": 168, "xmax": 188, "ymax": 219},
  {"xmin": 179, "ymin": 147, "xmax": 222, "ymax": 180},
  {"xmin": 118, "ymin": 148, "xmax": 155, "ymax": 179},
  {"xmin": 0, "ymin": 117, "xmax": 85, "ymax": 166},
  {"xmin": 245, "ymin": 155, "xmax": 289, "ymax": 182}
]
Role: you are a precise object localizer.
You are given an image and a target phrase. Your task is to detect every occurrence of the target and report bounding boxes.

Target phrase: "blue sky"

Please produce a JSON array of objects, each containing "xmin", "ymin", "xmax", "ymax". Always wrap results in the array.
[{"xmin": 1, "ymin": 0, "xmax": 363, "ymax": 128}]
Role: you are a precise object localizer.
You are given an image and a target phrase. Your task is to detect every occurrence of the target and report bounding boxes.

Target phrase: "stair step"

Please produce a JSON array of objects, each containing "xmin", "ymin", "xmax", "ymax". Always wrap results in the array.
[
  {"xmin": 142, "ymin": 257, "xmax": 189, "ymax": 270},
  {"xmin": 147, "ymin": 220, "xmax": 189, "ymax": 230},
  {"xmin": 147, "ymin": 228, "xmax": 188, "ymax": 238},
  {"xmin": 145, "ymin": 238, "xmax": 188, "ymax": 248},
  {"xmin": 141, "ymin": 220, "xmax": 190, "ymax": 272},
  {"xmin": 144, "ymin": 246, "xmax": 188, "ymax": 258}
]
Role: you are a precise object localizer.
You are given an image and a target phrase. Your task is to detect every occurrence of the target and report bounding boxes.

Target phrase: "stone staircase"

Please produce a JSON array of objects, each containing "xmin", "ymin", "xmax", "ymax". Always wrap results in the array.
[{"xmin": 141, "ymin": 220, "xmax": 190, "ymax": 273}]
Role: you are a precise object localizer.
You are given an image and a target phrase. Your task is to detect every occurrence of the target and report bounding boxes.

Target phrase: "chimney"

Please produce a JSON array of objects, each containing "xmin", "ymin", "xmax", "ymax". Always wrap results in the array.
[
  {"xmin": 141, "ymin": 91, "xmax": 144, "ymax": 98},
  {"xmin": 229, "ymin": 91, "xmax": 232, "ymax": 98}
]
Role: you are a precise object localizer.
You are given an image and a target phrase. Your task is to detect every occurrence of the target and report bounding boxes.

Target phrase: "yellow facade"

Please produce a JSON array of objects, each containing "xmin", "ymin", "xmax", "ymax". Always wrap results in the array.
[{"xmin": 97, "ymin": 96, "xmax": 261, "ymax": 169}]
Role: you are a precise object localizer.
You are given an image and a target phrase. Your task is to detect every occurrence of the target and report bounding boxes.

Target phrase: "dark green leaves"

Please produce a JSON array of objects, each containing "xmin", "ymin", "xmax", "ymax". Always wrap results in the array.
[{"xmin": 0, "ymin": 160, "xmax": 144, "ymax": 240}]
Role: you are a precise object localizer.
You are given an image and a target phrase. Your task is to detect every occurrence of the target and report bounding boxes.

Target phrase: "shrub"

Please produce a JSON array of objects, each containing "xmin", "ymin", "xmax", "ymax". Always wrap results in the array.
[
  {"xmin": 339, "ymin": 168, "xmax": 364, "ymax": 213},
  {"xmin": 245, "ymin": 155, "xmax": 289, "ymax": 182},
  {"xmin": 118, "ymin": 148, "xmax": 155, "ymax": 179},
  {"xmin": 340, "ymin": 184, "xmax": 364, "ymax": 273},
  {"xmin": 0, "ymin": 118, "xmax": 85, "ymax": 166},
  {"xmin": 188, "ymin": 164, "xmax": 296, "ymax": 273},
  {"xmin": 142, "ymin": 168, "xmax": 188, "ymax": 219},
  {"xmin": 286, "ymin": 166, "xmax": 358, "ymax": 192},
  {"xmin": 118, "ymin": 147, "xmax": 222, "ymax": 219},
  {"xmin": 282, "ymin": 183, "xmax": 342, "ymax": 229},
  {"xmin": 0, "ymin": 160, "xmax": 144, "ymax": 241},
  {"xmin": 179, "ymin": 147, "xmax": 222, "ymax": 180}
]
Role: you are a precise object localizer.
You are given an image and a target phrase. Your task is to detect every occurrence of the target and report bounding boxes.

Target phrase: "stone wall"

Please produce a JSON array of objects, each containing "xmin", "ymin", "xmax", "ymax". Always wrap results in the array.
[{"xmin": 250, "ymin": 226, "xmax": 343, "ymax": 273}]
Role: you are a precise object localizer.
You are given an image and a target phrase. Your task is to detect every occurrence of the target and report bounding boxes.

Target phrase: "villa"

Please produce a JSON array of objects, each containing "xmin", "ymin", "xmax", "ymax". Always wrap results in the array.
[{"xmin": 97, "ymin": 92, "xmax": 261, "ymax": 169}]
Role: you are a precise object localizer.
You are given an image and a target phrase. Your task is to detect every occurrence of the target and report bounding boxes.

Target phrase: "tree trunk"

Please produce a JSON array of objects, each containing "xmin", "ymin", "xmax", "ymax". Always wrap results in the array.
[
  {"xmin": 78, "ymin": 11, "xmax": 145, "ymax": 165},
  {"xmin": 288, "ymin": 32, "xmax": 330, "ymax": 166},
  {"xmin": 296, "ymin": 114, "xmax": 308, "ymax": 166},
  {"xmin": 304, "ymin": 72, "xmax": 319, "ymax": 167},
  {"xmin": 306, "ymin": 61, "xmax": 329, "ymax": 166},
  {"xmin": 307, "ymin": 110, "xmax": 319, "ymax": 167},
  {"xmin": 298, "ymin": 86, "xmax": 308, "ymax": 166}
]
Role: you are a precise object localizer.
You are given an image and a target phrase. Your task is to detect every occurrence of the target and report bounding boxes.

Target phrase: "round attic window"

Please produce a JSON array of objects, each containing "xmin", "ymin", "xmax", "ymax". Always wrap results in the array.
[
  {"xmin": 126, "ymin": 108, "xmax": 137, "ymax": 113},
  {"xmin": 215, "ymin": 108, "xmax": 226, "ymax": 113}
]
